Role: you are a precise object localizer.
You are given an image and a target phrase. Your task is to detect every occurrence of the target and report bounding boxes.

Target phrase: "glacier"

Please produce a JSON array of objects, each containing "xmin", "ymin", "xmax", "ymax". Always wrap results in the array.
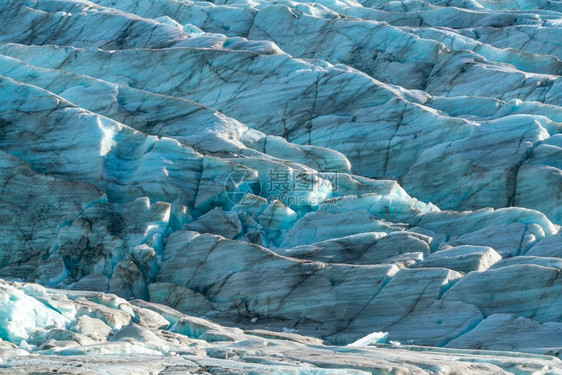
[{"xmin": 0, "ymin": 0, "xmax": 561, "ymax": 372}]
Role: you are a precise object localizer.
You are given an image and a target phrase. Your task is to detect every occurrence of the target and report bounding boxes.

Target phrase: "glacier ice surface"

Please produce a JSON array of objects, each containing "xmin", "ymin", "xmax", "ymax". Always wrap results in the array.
[{"xmin": 0, "ymin": 0, "xmax": 561, "ymax": 372}]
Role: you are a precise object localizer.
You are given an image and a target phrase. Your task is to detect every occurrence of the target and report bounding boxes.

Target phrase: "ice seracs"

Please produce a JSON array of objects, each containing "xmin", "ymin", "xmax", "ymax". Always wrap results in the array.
[
  {"xmin": 0, "ymin": 0, "xmax": 561, "ymax": 371},
  {"xmin": 0, "ymin": 280, "xmax": 560, "ymax": 374}
]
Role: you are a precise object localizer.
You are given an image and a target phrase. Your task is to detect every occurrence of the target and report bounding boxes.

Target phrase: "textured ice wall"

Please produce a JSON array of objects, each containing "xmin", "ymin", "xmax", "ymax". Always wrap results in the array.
[{"xmin": 0, "ymin": 0, "xmax": 561, "ymax": 365}]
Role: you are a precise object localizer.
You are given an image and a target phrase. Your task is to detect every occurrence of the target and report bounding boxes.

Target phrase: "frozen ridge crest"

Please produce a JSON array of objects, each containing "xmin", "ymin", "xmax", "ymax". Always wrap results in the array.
[{"xmin": 0, "ymin": 0, "xmax": 561, "ymax": 373}]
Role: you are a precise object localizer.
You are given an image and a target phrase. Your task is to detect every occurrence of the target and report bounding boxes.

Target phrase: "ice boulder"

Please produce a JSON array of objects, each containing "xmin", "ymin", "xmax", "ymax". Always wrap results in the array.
[
  {"xmin": 0, "ymin": 283, "xmax": 69, "ymax": 344},
  {"xmin": 442, "ymin": 264, "xmax": 562, "ymax": 322},
  {"xmin": 413, "ymin": 245, "xmax": 502, "ymax": 273}
]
